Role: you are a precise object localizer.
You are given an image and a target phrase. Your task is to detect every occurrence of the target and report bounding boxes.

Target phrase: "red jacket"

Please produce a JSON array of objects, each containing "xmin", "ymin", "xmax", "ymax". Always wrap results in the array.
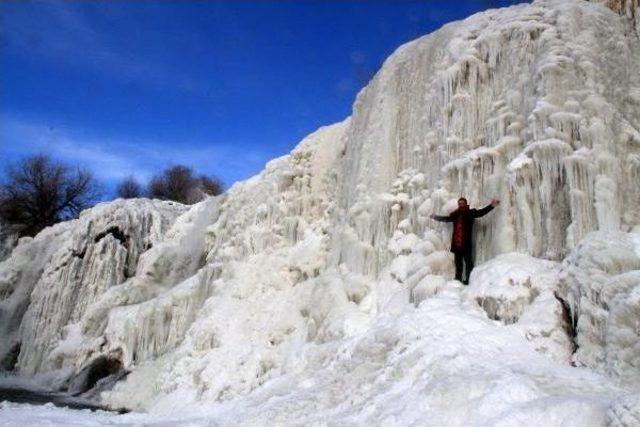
[{"xmin": 433, "ymin": 204, "xmax": 494, "ymax": 253}]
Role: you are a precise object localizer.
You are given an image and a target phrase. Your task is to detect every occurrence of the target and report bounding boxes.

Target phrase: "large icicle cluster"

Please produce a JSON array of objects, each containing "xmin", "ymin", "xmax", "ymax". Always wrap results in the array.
[
  {"xmin": 333, "ymin": 0, "xmax": 640, "ymax": 273},
  {"xmin": 0, "ymin": 0, "xmax": 639, "ymax": 425},
  {"xmin": 0, "ymin": 200, "xmax": 187, "ymax": 376},
  {"xmin": 101, "ymin": 121, "xmax": 350, "ymax": 409},
  {"xmin": 558, "ymin": 231, "xmax": 640, "ymax": 384}
]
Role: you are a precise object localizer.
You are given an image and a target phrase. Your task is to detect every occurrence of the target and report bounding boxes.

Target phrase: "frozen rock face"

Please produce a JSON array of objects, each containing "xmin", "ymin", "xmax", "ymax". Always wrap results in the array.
[
  {"xmin": 0, "ymin": 199, "xmax": 187, "ymax": 376},
  {"xmin": 466, "ymin": 253, "xmax": 575, "ymax": 363},
  {"xmin": 2, "ymin": 121, "xmax": 349, "ymax": 403},
  {"xmin": 0, "ymin": 0, "xmax": 639, "ymax": 424},
  {"xmin": 332, "ymin": 0, "xmax": 640, "ymax": 276},
  {"xmin": 558, "ymin": 231, "xmax": 640, "ymax": 384},
  {"xmin": 608, "ymin": 392, "xmax": 640, "ymax": 426},
  {"xmin": 102, "ymin": 121, "xmax": 350, "ymax": 409},
  {"xmin": 593, "ymin": 0, "xmax": 638, "ymax": 29},
  {"xmin": 0, "ymin": 225, "xmax": 17, "ymax": 263}
]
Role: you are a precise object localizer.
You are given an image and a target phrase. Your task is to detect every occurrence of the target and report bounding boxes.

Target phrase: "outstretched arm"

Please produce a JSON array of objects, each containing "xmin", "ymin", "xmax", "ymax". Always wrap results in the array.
[
  {"xmin": 474, "ymin": 199, "xmax": 500, "ymax": 218},
  {"xmin": 430, "ymin": 213, "xmax": 454, "ymax": 222}
]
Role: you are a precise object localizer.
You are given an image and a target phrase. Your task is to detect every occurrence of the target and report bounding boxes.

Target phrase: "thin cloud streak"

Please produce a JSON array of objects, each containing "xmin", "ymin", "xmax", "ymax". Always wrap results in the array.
[
  {"xmin": 0, "ymin": 1, "xmax": 207, "ymax": 94},
  {"xmin": 0, "ymin": 115, "xmax": 273, "ymax": 189}
]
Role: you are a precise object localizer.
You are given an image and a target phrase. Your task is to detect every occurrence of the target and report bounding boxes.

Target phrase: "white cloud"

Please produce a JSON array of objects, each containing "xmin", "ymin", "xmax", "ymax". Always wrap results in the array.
[{"xmin": 0, "ymin": 115, "xmax": 274, "ymax": 188}]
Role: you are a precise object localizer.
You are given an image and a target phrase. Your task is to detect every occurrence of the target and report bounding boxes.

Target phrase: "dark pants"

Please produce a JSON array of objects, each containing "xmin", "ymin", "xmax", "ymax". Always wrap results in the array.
[{"xmin": 454, "ymin": 250, "xmax": 473, "ymax": 284}]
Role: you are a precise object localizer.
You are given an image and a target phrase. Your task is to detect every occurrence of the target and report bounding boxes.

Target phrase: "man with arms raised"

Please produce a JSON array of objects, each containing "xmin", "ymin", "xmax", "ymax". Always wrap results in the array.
[{"xmin": 430, "ymin": 197, "xmax": 500, "ymax": 284}]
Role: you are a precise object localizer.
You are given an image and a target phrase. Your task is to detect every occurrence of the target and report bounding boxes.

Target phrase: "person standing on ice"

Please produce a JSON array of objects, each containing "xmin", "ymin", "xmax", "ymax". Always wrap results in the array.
[{"xmin": 430, "ymin": 197, "xmax": 500, "ymax": 285}]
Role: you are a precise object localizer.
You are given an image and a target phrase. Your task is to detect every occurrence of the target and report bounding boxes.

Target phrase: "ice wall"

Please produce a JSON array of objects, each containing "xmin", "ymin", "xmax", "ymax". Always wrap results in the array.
[
  {"xmin": 101, "ymin": 121, "xmax": 350, "ymax": 408},
  {"xmin": 592, "ymin": 0, "xmax": 638, "ymax": 29},
  {"xmin": 0, "ymin": 121, "xmax": 349, "ymax": 401},
  {"xmin": 332, "ymin": 0, "xmax": 640, "ymax": 276},
  {"xmin": 0, "ymin": 200, "xmax": 187, "ymax": 375},
  {"xmin": 0, "ymin": 0, "xmax": 638, "ymax": 421},
  {"xmin": 558, "ymin": 231, "xmax": 640, "ymax": 384},
  {"xmin": 0, "ymin": 226, "xmax": 17, "ymax": 263}
]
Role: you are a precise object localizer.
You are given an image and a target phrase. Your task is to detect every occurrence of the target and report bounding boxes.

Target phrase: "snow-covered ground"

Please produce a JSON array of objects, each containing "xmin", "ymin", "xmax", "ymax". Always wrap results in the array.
[
  {"xmin": 1, "ymin": 280, "xmax": 638, "ymax": 425},
  {"xmin": 1, "ymin": 0, "xmax": 640, "ymax": 425}
]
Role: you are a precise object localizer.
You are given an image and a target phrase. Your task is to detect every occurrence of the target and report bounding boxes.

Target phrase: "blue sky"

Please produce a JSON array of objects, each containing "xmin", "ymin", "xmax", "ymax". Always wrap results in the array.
[{"xmin": 0, "ymin": 0, "xmax": 527, "ymax": 196}]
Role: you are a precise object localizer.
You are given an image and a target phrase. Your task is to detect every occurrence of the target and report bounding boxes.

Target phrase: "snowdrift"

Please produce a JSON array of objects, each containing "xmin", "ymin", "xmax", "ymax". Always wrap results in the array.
[{"xmin": 1, "ymin": 0, "xmax": 639, "ymax": 425}]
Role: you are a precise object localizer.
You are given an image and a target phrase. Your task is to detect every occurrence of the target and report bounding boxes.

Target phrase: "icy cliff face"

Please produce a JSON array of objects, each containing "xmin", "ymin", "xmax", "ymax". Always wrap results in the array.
[
  {"xmin": 558, "ymin": 232, "xmax": 640, "ymax": 384},
  {"xmin": 334, "ymin": 0, "xmax": 640, "ymax": 274},
  {"xmin": 0, "ymin": 0, "xmax": 639, "ymax": 424},
  {"xmin": 0, "ymin": 200, "xmax": 187, "ymax": 375},
  {"xmin": 0, "ymin": 226, "xmax": 17, "ymax": 263}
]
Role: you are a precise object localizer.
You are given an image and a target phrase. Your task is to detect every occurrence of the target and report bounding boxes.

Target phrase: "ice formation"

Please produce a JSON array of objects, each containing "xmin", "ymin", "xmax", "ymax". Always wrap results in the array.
[
  {"xmin": 0, "ymin": 200, "xmax": 188, "ymax": 374},
  {"xmin": 0, "ymin": 227, "xmax": 17, "ymax": 264},
  {"xmin": 1, "ymin": 0, "xmax": 639, "ymax": 425},
  {"xmin": 558, "ymin": 232, "xmax": 640, "ymax": 383}
]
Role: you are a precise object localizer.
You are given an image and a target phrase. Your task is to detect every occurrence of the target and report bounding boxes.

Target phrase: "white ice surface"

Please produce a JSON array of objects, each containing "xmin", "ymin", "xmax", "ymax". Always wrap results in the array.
[
  {"xmin": 1, "ymin": 0, "xmax": 640, "ymax": 425},
  {"xmin": 0, "ymin": 294, "xmax": 629, "ymax": 426}
]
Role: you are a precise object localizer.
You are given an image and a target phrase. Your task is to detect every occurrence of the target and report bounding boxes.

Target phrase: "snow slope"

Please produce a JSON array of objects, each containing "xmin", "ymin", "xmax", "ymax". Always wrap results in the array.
[{"xmin": 1, "ymin": 0, "xmax": 640, "ymax": 425}]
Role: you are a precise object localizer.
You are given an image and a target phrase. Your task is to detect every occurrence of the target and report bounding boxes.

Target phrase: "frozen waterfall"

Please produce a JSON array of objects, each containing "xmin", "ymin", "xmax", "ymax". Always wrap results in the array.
[{"xmin": 1, "ymin": 0, "xmax": 639, "ymax": 425}]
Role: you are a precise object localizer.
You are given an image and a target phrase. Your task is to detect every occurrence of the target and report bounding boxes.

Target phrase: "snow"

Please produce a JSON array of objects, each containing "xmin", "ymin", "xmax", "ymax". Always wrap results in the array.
[
  {"xmin": 466, "ymin": 253, "xmax": 560, "ymax": 324},
  {"xmin": 558, "ymin": 231, "xmax": 640, "ymax": 384},
  {"xmin": 1, "ymin": 0, "xmax": 640, "ymax": 425},
  {"xmin": 0, "ymin": 227, "xmax": 17, "ymax": 264},
  {"xmin": 0, "ymin": 401, "xmax": 157, "ymax": 426},
  {"xmin": 0, "ymin": 295, "xmax": 627, "ymax": 425},
  {"xmin": 466, "ymin": 253, "xmax": 575, "ymax": 363},
  {"xmin": 0, "ymin": 199, "xmax": 188, "ymax": 380}
]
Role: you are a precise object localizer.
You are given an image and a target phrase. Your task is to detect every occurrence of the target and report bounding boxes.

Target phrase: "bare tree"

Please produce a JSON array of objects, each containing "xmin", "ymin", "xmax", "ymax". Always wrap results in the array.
[
  {"xmin": 116, "ymin": 175, "xmax": 143, "ymax": 199},
  {"xmin": 0, "ymin": 154, "xmax": 101, "ymax": 237},
  {"xmin": 197, "ymin": 175, "xmax": 223, "ymax": 198},
  {"xmin": 148, "ymin": 165, "xmax": 192, "ymax": 204},
  {"xmin": 147, "ymin": 165, "xmax": 223, "ymax": 204}
]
